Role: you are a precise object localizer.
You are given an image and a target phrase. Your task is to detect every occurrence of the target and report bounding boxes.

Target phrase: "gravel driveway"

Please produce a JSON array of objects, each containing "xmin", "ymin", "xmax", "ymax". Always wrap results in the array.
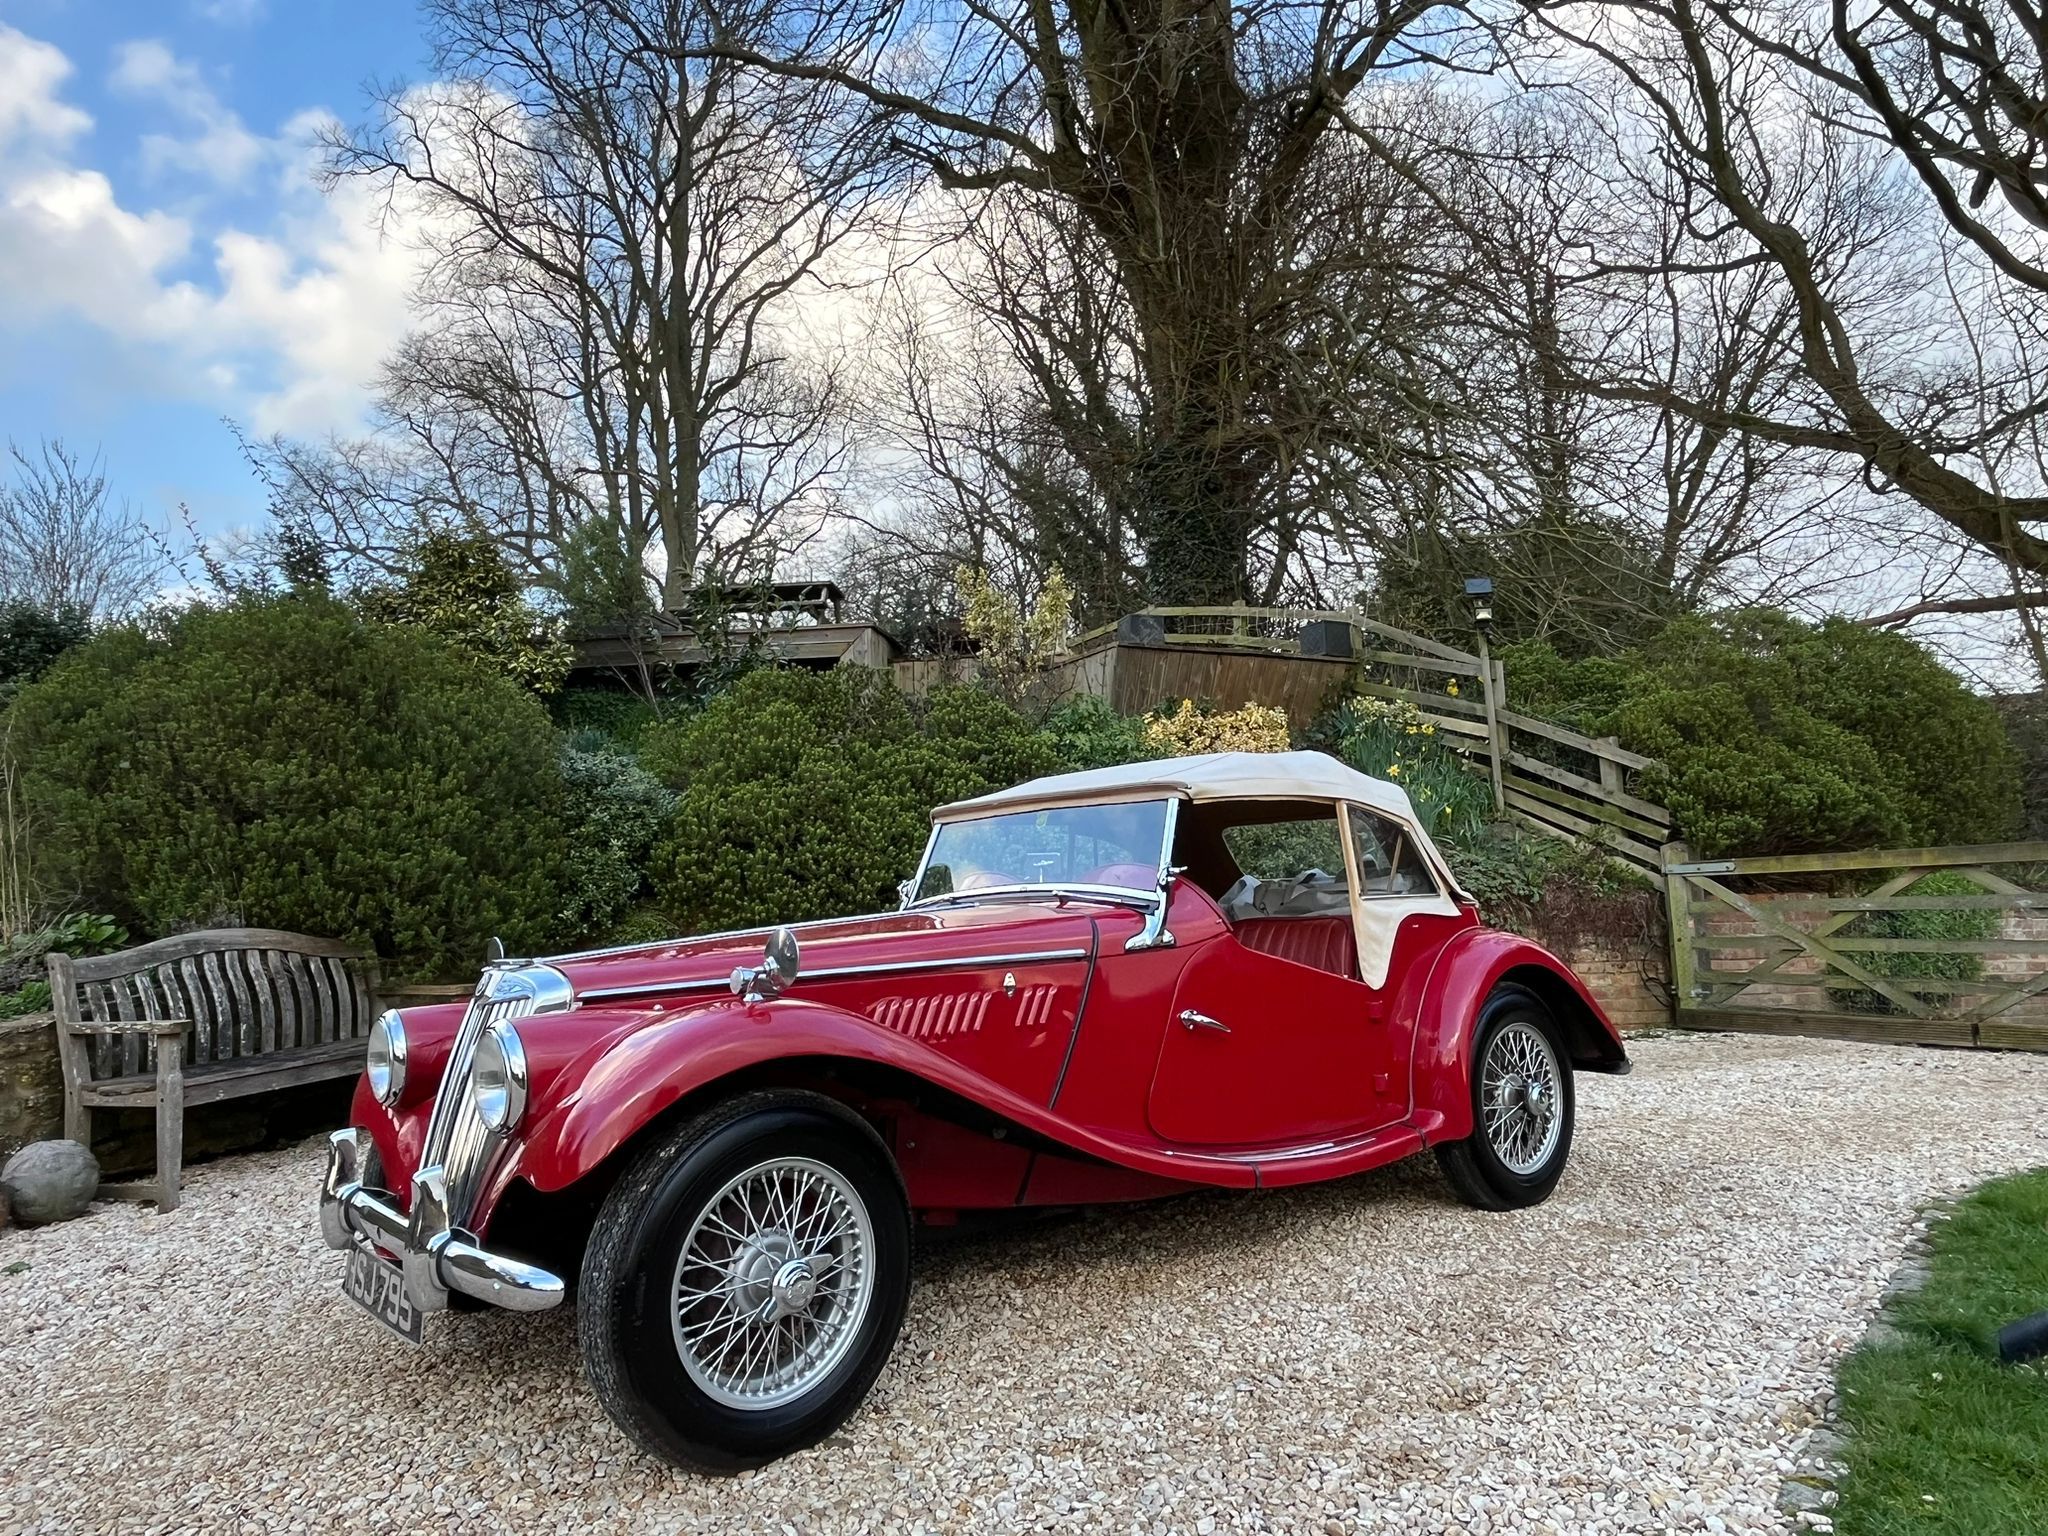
[{"xmin": 3, "ymin": 1032, "xmax": 2044, "ymax": 1536}]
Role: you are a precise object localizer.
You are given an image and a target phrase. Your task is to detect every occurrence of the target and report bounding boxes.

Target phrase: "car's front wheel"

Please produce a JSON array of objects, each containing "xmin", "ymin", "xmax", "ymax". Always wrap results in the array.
[
  {"xmin": 1435, "ymin": 987, "xmax": 1576, "ymax": 1210},
  {"xmin": 578, "ymin": 1090, "xmax": 911, "ymax": 1470}
]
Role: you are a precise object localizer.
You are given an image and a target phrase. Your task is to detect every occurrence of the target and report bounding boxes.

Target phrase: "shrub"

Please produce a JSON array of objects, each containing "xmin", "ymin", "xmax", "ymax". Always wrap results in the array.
[
  {"xmin": 1444, "ymin": 826, "xmax": 1656, "ymax": 948},
  {"xmin": 1502, "ymin": 612, "xmax": 2021, "ymax": 857},
  {"xmin": 643, "ymin": 671, "xmax": 1056, "ymax": 931},
  {"xmin": 0, "ymin": 601, "xmax": 89, "ymax": 701},
  {"xmin": 356, "ymin": 530, "xmax": 571, "ymax": 695},
  {"xmin": 1143, "ymin": 699, "xmax": 1291, "ymax": 755},
  {"xmin": 1043, "ymin": 695, "xmax": 1155, "ymax": 771},
  {"xmin": 1308, "ymin": 694, "xmax": 1493, "ymax": 845},
  {"xmin": 557, "ymin": 743, "xmax": 676, "ymax": 943},
  {"xmin": 8, "ymin": 596, "xmax": 572, "ymax": 975},
  {"xmin": 550, "ymin": 686, "xmax": 663, "ymax": 751}
]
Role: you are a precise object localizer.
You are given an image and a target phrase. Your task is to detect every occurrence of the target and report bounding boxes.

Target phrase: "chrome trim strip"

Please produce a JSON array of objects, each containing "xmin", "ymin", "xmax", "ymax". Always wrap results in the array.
[
  {"xmin": 575, "ymin": 946, "xmax": 1093, "ymax": 1004},
  {"xmin": 544, "ymin": 916, "xmax": 832, "ymax": 966},
  {"xmin": 1125, "ymin": 796, "xmax": 1181, "ymax": 952},
  {"xmin": 903, "ymin": 823, "xmax": 942, "ymax": 908},
  {"xmin": 906, "ymin": 882, "xmax": 1162, "ymax": 913}
]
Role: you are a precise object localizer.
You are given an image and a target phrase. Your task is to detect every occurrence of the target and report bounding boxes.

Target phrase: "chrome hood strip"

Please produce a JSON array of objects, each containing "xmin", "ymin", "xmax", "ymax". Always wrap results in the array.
[{"xmin": 575, "ymin": 946, "xmax": 1091, "ymax": 1005}]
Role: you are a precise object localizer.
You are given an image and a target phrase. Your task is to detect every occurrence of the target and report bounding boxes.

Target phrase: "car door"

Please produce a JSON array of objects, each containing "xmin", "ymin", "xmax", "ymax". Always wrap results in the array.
[{"xmin": 1144, "ymin": 802, "xmax": 1408, "ymax": 1147}]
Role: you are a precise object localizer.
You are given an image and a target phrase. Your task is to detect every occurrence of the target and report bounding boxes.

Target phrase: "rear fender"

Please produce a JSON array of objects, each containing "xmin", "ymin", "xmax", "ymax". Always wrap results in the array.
[{"xmin": 1411, "ymin": 928, "xmax": 1630, "ymax": 1144}]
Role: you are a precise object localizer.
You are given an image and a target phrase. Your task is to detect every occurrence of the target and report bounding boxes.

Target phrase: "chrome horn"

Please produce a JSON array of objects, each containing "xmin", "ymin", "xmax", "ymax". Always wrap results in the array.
[{"xmin": 730, "ymin": 926, "xmax": 801, "ymax": 1003}]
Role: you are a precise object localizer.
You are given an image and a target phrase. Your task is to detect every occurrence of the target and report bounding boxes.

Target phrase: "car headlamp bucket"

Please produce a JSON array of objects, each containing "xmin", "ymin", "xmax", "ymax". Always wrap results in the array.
[
  {"xmin": 472, "ymin": 1021, "xmax": 529, "ymax": 1135},
  {"xmin": 366, "ymin": 1010, "xmax": 407, "ymax": 1107}
]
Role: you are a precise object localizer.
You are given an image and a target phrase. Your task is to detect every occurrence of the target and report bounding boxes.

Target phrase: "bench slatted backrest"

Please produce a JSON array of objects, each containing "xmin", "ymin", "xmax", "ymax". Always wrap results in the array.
[{"xmin": 58, "ymin": 929, "xmax": 381, "ymax": 1083}]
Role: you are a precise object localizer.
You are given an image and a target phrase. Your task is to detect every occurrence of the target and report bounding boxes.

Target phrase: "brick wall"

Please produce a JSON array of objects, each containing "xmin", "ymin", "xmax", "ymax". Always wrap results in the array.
[{"xmin": 1556, "ymin": 939, "xmax": 1673, "ymax": 1033}]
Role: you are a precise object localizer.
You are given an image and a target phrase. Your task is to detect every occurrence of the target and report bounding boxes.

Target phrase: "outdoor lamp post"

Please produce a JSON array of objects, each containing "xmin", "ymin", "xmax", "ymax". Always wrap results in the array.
[{"xmin": 1464, "ymin": 578, "xmax": 1506, "ymax": 812}]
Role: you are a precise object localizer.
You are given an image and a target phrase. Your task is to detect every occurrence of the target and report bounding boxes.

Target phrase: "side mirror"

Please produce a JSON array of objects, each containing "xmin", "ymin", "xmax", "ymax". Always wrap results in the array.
[
  {"xmin": 896, "ymin": 878, "xmax": 916, "ymax": 909},
  {"xmin": 731, "ymin": 926, "xmax": 801, "ymax": 1003}
]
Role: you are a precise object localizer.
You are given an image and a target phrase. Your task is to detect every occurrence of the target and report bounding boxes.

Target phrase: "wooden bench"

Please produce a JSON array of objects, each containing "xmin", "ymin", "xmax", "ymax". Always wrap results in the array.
[{"xmin": 47, "ymin": 929, "xmax": 383, "ymax": 1212}]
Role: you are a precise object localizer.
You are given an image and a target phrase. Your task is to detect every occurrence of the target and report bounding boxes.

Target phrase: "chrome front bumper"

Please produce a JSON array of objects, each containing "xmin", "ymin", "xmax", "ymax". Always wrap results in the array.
[{"xmin": 319, "ymin": 1128, "xmax": 565, "ymax": 1314}]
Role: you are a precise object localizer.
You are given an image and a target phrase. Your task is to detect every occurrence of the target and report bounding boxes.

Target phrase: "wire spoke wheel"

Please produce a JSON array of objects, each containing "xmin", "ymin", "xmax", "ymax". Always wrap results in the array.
[
  {"xmin": 669, "ymin": 1156, "xmax": 877, "ymax": 1411},
  {"xmin": 1478, "ymin": 1019, "xmax": 1565, "ymax": 1176}
]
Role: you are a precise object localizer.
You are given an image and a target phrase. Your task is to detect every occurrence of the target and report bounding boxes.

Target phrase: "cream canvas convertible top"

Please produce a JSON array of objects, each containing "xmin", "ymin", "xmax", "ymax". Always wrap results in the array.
[
  {"xmin": 934, "ymin": 749, "xmax": 1419, "ymax": 825},
  {"xmin": 931, "ymin": 749, "xmax": 1470, "ymax": 987}
]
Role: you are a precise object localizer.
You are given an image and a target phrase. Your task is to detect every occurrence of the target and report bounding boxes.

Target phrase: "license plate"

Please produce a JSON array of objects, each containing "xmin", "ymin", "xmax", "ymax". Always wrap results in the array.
[{"xmin": 343, "ymin": 1245, "xmax": 423, "ymax": 1345}]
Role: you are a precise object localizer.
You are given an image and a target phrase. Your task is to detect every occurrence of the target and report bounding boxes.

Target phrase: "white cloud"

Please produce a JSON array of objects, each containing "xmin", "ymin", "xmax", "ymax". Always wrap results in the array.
[
  {"xmin": 110, "ymin": 39, "xmax": 266, "ymax": 186},
  {"xmin": 193, "ymin": 0, "xmax": 268, "ymax": 24},
  {"xmin": 0, "ymin": 22, "xmax": 93, "ymax": 149},
  {"xmin": 0, "ymin": 26, "xmax": 430, "ymax": 438}
]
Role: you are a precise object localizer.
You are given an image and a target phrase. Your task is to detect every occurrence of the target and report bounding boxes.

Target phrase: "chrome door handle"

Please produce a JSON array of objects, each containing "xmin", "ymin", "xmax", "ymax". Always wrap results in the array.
[{"xmin": 1178, "ymin": 1009, "xmax": 1231, "ymax": 1034}]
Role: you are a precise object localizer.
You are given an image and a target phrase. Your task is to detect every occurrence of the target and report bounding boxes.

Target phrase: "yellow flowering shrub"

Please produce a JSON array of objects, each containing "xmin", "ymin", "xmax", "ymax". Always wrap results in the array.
[
  {"xmin": 957, "ymin": 565, "xmax": 1074, "ymax": 704},
  {"xmin": 1143, "ymin": 699, "xmax": 1291, "ymax": 756}
]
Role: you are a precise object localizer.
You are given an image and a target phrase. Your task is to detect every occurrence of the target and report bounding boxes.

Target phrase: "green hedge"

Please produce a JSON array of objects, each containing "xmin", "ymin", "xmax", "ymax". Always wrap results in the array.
[
  {"xmin": 642, "ymin": 671, "xmax": 1056, "ymax": 931},
  {"xmin": 8, "ymin": 596, "xmax": 573, "ymax": 974},
  {"xmin": 1504, "ymin": 612, "xmax": 2020, "ymax": 857}
]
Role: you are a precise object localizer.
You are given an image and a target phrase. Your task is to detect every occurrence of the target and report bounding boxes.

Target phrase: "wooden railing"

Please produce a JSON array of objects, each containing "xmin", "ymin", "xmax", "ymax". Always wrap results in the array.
[{"xmin": 1664, "ymin": 840, "xmax": 2048, "ymax": 1052}]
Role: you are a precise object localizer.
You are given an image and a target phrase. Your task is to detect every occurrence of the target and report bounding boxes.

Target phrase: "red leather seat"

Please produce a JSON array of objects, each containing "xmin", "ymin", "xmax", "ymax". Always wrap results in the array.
[{"xmin": 1232, "ymin": 916, "xmax": 1357, "ymax": 978}]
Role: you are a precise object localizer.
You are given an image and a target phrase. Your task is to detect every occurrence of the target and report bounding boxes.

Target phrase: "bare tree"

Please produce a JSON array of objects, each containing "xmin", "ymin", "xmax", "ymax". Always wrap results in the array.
[
  {"xmin": 281, "ymin": 0, "xmax": 888, "ymax": 605},
  {"xmin": 1515, "ymin": 0, "xmax": 2048, "ymax": 593},
  {"xmin": 710, "ymin": 0, "xmax": 1512, "ymax": 604},
  {"xmin": 0, "ymin": 440, "xmax": 160, "ymax": 619}
]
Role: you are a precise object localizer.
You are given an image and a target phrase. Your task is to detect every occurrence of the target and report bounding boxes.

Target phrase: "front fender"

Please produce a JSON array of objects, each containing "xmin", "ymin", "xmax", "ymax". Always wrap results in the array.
[
  {"xmin": 1410, "ymin": 928, "xmax": 1629, "ymax": 1144},
  {"xmin": 509, "ymin": 994, "xmax": 1263, "ymax": 1196}
]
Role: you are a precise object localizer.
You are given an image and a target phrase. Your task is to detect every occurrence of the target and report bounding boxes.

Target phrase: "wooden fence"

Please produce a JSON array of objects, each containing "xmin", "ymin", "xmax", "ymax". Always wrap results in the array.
[
  {"xmin": 1665, "ymin": 840, "xmax": 2048, "ymax": 1052},
  {"xmin": 1059, "ymin": 607, "xmax": 1673, "ymax": 871}
]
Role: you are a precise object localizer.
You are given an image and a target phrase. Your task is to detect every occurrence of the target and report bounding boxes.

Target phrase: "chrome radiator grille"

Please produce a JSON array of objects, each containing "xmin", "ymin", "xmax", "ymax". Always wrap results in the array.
[{"xmin": 419, "ymin": 979, "xmax": 544, "ymax": 1229}]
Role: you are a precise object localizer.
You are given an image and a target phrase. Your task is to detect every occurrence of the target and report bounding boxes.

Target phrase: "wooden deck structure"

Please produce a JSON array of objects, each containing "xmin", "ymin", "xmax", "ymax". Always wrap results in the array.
[{"xmin": 1038, "ymin": 607, "xmax": 1673, "ymax": 873}]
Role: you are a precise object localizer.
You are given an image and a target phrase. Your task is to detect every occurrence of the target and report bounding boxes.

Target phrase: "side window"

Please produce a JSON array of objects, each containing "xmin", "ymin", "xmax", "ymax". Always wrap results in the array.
[
  {"xmin": 1218, "ymin": 812, "xmax": 1351, "ymax": 917},
  {"xmin": 1347, "ymin": 806, "xmax": 1439, "ymax": 898}
]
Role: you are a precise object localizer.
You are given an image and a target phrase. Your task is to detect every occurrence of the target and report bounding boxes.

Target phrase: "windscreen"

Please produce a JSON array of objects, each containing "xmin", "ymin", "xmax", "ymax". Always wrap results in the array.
[{"xmin": 916, "ymin": 799, "xmax": 1171, "ymax": 900}]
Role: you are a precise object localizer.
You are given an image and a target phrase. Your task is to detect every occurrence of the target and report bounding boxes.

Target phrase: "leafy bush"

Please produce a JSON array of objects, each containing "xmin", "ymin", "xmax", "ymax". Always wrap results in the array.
[
  {"xmin": 1503, "ymin": 612, "xmax": 2021, "ymax": 857},
  {"xmin": 1444, "ymin": 825, "xmax": 1656, "ymax": 947},
  {"xmin": 0, "ymin": 601, "xmax": 89, "ymax": 701},
  {"xmin": 557, "ymin": 743, "xmax": 676, "ymax": 943},
  {"xmin": 0, "ymin": 913, "xmax": 127, "ymax": 996},
  {"xmin": 1308, "ymin": 694, "xmax": 1493, "ymax": 844},
  {"xmin": 643, "ymin": 671, "xmax": 1056, "ymax": 931},
  {"xmin": 550, "ymin": 687, "xmax": 663, "ymax": 751},
  {"xmin": 9, "ymin": 596, "xmax": 572, "ymax": 974},
  {"xmin": 357, "ymin": 531, "xmax": 571, "ymax": 695},
  {"xmin": 1043, "ymin": 695, "xmax": 1155, "ymax": 771},
  {"xmin": 1826, "ymin": 871, "xmax": 1999, "ymax": 1015},
  {"xmin": 1143, "ymin": 699, "xmax": 1291, "ymax": 755},
  {"xmin": 0, "ymin": 980, "xmax": 50, "ymax": 1019}
]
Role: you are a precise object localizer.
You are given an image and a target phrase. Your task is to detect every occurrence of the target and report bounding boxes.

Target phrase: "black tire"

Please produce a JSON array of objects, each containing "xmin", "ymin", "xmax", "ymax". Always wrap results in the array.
[
  {"xmin": 577, "ymin": 1090, "xmax": 912, "ymax": 1471},
  {"xmin": 1434, "ymin": 986, "xmax": 1576, "ymax": 1211}
]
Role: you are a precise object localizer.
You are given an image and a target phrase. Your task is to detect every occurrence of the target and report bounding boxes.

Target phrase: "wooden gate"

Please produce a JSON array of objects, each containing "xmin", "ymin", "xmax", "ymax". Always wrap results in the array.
[{"xmin": 1665, "ymin": 840, "xmax": 2048, "ymax": 1051}]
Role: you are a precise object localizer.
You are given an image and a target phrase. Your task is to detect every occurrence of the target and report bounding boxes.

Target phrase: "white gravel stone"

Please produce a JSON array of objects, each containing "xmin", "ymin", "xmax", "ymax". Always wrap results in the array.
[{"xmin": 1, "ymin": 1032, "xmax": 2043, "ymax": 1535}]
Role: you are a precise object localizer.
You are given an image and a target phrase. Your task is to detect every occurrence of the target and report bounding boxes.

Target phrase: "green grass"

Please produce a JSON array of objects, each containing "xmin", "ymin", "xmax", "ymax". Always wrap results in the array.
[{"xmin": 1834, "ymin": 1168, "xmax": 2048, "ymax": 1536}]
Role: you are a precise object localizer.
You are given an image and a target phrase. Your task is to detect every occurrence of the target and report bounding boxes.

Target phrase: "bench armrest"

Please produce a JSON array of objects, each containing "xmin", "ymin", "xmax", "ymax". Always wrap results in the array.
[{"xmin": 60, "ymin": 1018, "xmax": 192, "ymax": 1038}]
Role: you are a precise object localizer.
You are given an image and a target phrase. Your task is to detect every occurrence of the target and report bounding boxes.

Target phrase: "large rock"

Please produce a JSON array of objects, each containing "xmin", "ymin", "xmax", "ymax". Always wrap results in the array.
[{"xmin": 0, "ymin": 1138, "xmax": 100, "ymax": 1225}]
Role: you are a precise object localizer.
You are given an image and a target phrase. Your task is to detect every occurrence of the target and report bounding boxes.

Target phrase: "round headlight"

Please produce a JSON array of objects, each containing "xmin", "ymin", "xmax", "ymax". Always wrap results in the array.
[
  {"xmin": 365, "ymin": 1010, "xmax": 407, "ymax": 1107},
  {"xmin": 472, "ymin": 1020, "xmax": 529, "ymax": 1135}
]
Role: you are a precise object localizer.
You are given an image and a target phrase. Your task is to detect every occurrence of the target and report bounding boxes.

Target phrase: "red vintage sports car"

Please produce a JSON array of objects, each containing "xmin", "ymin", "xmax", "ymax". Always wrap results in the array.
[{"xmin": 320, "ymin": 749, "xmax": 1628, "ymax": 1468}]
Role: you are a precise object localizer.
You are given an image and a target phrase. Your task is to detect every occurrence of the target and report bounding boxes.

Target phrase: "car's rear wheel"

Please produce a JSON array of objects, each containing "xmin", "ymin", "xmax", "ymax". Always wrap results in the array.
[
  {"xmin": 1435, "ymin": 987, "xmax": 1575, "ymax": 1210},
  {"xmin": 578, "ymin": 1090, "xmax": 911, "ymax": 1471}
]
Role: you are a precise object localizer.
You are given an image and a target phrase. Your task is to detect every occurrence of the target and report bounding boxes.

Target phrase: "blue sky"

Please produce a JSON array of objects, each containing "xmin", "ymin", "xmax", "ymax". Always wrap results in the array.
[{"xmin": 0, "ymin": 0, "xmax": 427, "ymax": 542}]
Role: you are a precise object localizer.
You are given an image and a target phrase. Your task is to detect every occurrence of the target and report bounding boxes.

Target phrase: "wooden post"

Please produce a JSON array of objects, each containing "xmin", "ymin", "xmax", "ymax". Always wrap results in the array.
[
  {"xmin": 1474, "ymin": 630, "xmax": 1506, "ymax": 812},
  {"xmin": 1662, "ymin": 841, "xmax": 1695, "ymax": 1022},
  {"xmin": 1597, "ymin": 735, "xmax": 1625, "ymax": 797},
  {"xmin": 154, "ymin": 1030, "xmax": 184, "ymax": 1214}
]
